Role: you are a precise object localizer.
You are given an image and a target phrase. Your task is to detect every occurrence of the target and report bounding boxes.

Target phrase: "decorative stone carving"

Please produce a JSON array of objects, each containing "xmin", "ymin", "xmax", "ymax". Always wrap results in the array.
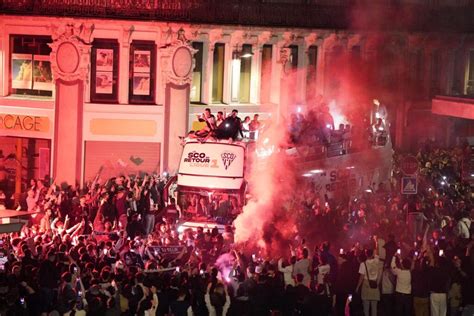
[
  {"xmin": 208, "ymin": 29, "xmax": 224, "ymax": 52},
  {"xmin": 161, "ymin": 31, "xmax": 197, "ymax": 86},
  {"xmin": 323, "ymin": 33, "xmax": 341, "ymax": 52},
  {"xmin": 278, "ymin": 47, "xmax": 291, "ymax": 65},
  {"xmin": 304, "ymin": 33, "xmax": 317, "ymax": 52},
  {"xmin": 122, "ymin": 25, "xmax": 135, "ymax": 47},
  {"xmin": 177, "ymin": 28, "xmax": 188, "ymax": 43},
  {"xmin": 242, "ymin": 29, "xmax": 254, "ymax": 43},
  {"xmin": 49, "ymin": 23, "xmax": 93, "ymax": 82},
  {"xmin": 187, "ymin": 26, "xmax": 201, "ymax": 41},
  {"xmin": 281, "ymin": 32, "xmax": 297, "ymax": 47},
  {"xmin": 257, "ymin": 31, "xmax": 272, "ymax": 48},
  {"xmin": 347, "ymin": 33, "xmax": 363, "ymax": 50},
  {"xmin": 230, "ymin": 30, "xmax": 245, "ymax": 52}
]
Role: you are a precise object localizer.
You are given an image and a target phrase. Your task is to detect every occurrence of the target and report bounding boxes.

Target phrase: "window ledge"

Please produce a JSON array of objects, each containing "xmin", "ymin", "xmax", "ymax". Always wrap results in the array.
[
  {"xmin": 84, "ymin": 102, "xmax": 164, "ymax": 114},
  {"xmin": 0, "ymin": 96, "xmax": 54, "ymax": 108},
  {"xmin": 2, "ymin": 95, "xmax": 53, "ymax": 101}
]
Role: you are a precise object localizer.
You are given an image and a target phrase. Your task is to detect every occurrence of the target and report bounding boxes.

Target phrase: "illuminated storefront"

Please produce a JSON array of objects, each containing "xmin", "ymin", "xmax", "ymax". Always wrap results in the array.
[{"xmin": 0, "ymin": 105, "xmax": 54, "ymax": 202}]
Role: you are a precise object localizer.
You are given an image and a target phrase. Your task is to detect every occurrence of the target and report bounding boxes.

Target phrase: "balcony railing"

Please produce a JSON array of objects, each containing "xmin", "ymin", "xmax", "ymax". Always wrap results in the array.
[{"xmin": 1, "ymin": 0, "xmax": 474, "ymax": 31}]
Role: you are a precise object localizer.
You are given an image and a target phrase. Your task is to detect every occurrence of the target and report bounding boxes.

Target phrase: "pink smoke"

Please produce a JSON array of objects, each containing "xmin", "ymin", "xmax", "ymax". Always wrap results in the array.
[
  {"xmin": 214, "ymin": 252, "xmax": 236, "ymax": 282},
  {"xmin": 233, "ymin": 74, "xmax": 298, "ymax": 255}
]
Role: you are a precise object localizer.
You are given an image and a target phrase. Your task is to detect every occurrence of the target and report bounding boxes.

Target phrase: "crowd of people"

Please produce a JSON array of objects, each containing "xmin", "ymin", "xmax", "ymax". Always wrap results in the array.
[
  {"xmin": 0, "ymin": 137, "xmax": 473, "ymax": 315},
  {"xmin": 178, "ymin": 192, "xmax": 240, "ymax": 221}
]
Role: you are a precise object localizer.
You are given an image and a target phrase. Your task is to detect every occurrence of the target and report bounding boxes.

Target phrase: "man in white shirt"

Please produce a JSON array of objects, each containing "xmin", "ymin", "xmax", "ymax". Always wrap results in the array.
[
  {"xmin": 316, "ymin": 260, "xmax": 330, "ymax": 286},
  {"xmin": 391, "ymin": 255, "xmax": 412, "ymax": 315},
  {"xmin": 293, "ymin": 248, "xmax": 311, "ymax": 287},
  {"xmin": 278, "ymin": 257, "xmax": 295, "ymax": 287}
]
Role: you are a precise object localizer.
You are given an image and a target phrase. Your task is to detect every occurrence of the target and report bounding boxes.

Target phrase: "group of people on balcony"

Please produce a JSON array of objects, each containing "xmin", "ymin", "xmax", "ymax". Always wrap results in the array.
[
  {"xmin": 188, "ymin": 108, "xmax": 261, "ymax": 142},
  {"xmin": 186, "ymin": 99, "xmax": 388, "ymax": 156}
]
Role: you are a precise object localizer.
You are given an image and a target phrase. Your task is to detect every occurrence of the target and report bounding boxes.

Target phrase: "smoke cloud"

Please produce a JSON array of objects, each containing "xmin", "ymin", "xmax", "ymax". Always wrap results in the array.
[
  {"xmin": 232, "ymin": 1, "xmax": 438, "ymax": 253},
  {"xmin": 233, "ymin": 70, "xmax": 300, "ymax": 256},
  {"xmin": 232, "ymin": 43, "xmax": 381, "ymax": 254}
]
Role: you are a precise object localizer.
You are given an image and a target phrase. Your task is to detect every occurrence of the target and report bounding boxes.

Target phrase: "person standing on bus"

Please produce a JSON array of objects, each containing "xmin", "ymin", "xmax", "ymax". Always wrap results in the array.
[
  {"xmin": 215, "ymin": 109, "xmax": 243, "ymax": 140},
  {"xmin": 196, "ymin": 108, "xmax": 216, "ymax": 137},
  {"xmin": 216, "ymin": 111, "xmax": 225, "ymax": 127}
]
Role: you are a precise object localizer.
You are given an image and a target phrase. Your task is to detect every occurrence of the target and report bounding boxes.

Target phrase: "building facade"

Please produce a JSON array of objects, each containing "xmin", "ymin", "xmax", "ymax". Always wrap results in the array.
[{"xmin": 1, "ymin": 1, "xmax": 474, "ymax": 194}]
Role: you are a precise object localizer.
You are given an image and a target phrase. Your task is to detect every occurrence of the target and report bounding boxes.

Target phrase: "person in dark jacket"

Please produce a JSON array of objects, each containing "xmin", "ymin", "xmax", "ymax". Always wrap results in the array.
[
  {"xmin": 38, "ymin": 250, "xmax": 59, "ymax": 313},
  {"xmin": 428, "ymin": 256, "xmax": 451, "ymax": 316}
]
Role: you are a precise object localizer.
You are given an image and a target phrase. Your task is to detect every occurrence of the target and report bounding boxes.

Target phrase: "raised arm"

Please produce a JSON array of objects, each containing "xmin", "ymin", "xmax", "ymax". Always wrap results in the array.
[
  {"xmin": 390, "ymin": 256, "xmax": 399, "ymax": 275},
  {"xmin": 50, "ymin": 217, "xmax": 59, "ymax": 232}
]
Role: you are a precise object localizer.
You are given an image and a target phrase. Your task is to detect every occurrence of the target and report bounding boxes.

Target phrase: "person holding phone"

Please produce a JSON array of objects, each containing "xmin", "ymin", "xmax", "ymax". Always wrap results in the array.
[{"xmin": 391, "ymin": 252, "xmax": 413, "ymax": 315}]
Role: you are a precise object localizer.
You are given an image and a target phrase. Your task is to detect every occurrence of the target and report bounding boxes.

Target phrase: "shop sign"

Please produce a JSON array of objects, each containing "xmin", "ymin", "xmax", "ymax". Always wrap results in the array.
[{"xmin": 0, "ymin": 114, "xmax": 49, "ymax": 133}]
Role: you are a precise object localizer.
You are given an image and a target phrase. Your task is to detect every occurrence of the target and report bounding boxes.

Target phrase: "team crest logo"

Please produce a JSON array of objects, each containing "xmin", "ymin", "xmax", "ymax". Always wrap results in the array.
[{"xmin": 221, "ymin": 152, "xmax": 236, "ymax": 170}]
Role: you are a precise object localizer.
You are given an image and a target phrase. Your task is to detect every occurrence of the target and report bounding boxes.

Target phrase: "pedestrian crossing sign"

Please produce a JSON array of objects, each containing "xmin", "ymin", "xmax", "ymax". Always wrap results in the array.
[{"xmin": 401, "ymin": 176, "xmax": 417, "ymax": 194}]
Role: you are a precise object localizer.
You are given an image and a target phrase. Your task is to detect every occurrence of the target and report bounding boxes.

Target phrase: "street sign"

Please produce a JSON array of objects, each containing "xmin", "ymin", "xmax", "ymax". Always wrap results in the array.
[
  {"xmin": 401, "ymin": 176, "xmax": 417, "ymax": 194},
  {"xmin": 401, "ymin": 155, "xmax": 419, "ymax": 175}
]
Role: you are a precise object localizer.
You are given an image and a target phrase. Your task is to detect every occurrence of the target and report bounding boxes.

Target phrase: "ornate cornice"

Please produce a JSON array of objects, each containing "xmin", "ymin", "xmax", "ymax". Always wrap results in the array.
[
  {"xmin": 160, "ymin": 33, "xmax": 197, "ymax": 86},
  {"xmin": 49, "ymin": 23, "xmax": 93, "ymax": 83}
]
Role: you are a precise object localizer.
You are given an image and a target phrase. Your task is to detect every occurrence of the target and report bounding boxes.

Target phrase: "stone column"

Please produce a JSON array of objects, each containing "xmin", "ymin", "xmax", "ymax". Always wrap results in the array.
[
  {"xmin": 49, "ymin": 23, "xmax": 92, "ymax": 186},
  {"xmin": 222, "ymin": 42, "xmax": 232, "ymax": 104},
  {"xmin": 296, "ymin": 43, "xmax": 306, "ymax": 105},
  {"xmin": 201, "ymin": 39, "xmax": 211, "ymax": 105},
  {"xmin": 0, "ymin": 29, "xmax": 4, "ymax": 96},
  {"xmin": 118, "ymin": 26, "xmax": 133, "ymax": 104},
  {"xmin": 249, "ymin": 44, "xmax": 261, "ymax": 104},
  {"xmin": 160, "ymin": 35, "xmax": 196, "ymax": 173},
  {"xmin": 268, "ymin": 44, "xmax": 279, "ymax": 106},
  {"xmin": 277, "ymin": 46, "xmax": 292, "ymax": 120}
]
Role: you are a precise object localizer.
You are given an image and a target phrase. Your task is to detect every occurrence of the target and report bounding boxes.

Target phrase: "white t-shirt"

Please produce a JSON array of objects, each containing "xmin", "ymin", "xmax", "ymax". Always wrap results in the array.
[
  {"xmin": 278, "ymin": 259, "xmax": 295, "ymax": 287},
  {"xmin": 381, "ymin": 269, "xmax": 395, "ymax": 294},
  {"xmin": 358, "ymin": 257, "xmax": 380, "ymax": 281},
  {"xmin": 293, "ymin": 258, "xmax": 311, "ymax": 286},
  {"xmin": 317, "ymin": 264, "xmax": 330, "ymax": 285},
  {"xmin": 391, "ymin": 257, "xmax": 411, "ymax": 294}
]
